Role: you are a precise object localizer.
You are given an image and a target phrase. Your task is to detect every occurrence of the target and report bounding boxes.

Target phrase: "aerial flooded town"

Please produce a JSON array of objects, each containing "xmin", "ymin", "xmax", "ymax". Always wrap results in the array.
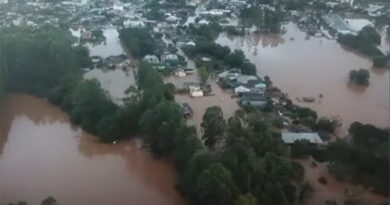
[{"xmin": 0, "ymin": 0, "xmax": 389, "ymax": 204}]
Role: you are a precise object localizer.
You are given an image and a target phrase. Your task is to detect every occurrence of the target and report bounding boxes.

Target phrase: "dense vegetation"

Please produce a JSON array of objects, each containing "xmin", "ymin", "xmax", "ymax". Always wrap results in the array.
[
  {"xmin": 0, "ymin": 26, "xmax": 82, "ymax": 96},
  {"xmin": 119, "ymin": 27, "xmax": 156, "ymax": 57},
  {"xmin": 239, "ymin": 5, "xmax": 284, "ymax": 33},
  {"xmin": 0, "ymin": 26, "xmax": 131, "ymax": 142},
  {"xmin": 327, "ymin": 122, "xmax": 389, "ymax": 196},
  {"xmin": 349, "ymin": 68, "xmax": 370, "ymax": 86},
  {"xmin": 338, "ymin": 26, "xmax": 387, "ymax": 66},
  {"xmin": 188, "ymin": 23, "xmax": 222, "ymax": 41},
  {"xmin": 182, "ymin": 40, "xmax": 257, "ymax": 75}
]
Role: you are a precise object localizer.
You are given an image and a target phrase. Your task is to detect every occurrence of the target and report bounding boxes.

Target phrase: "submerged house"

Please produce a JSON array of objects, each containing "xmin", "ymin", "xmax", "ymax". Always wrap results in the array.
[
  {"xmin": 234, "ymin": 75, "xmax": 266, "ymax": 94},
  {"xmin": 239, "ymin": 92, "xmax": 267, "ymax": 108},
  {"xmin": 161, "ymin": 53, "xmax": 179, "ymax": 67}
]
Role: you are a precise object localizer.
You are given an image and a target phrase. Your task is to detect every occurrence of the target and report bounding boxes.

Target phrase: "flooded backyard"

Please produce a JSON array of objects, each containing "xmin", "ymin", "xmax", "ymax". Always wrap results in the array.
[
  {"xmin": 0, "ymin": 94, "xmax": 188, "ymax": 205},
  {"xmin": 216, "ymin": 23, "xmax": 389, "ymax": 136},
  {"xmin": 84, "ymin": 68, "xmax": 135, "ymax": 104}
]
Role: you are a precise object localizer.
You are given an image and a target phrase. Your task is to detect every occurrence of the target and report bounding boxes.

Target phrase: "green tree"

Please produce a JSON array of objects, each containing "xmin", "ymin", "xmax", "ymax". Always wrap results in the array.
[
  {"xmin": 198, "ymin": 66, "xmax": 209, "ymax": 84},
  {"xmin": 291, "ymin": 139, "xmax": 312, "ymax": 158},
  {"xmin": 41, "ymin": 197, "xmax": 58, "ymax": 205},
  {"xmin": 349, "ymin": 69, "xmax": 369, "ymax": 86},
  {"xmin": 71, "ymin": 79, "xmax": 118, "ymax": 136},
  {"xmin": 241, "ymin": 62, "xmax": 257, "ymax": 75},
  {"xmin": 201, "ymin": 106, "xmax": 226, "ymax": 149},
  {"xmin": 372, "ymin": 55, "xmax": 388, "ymax": 67},
  {"xmin": 139, "ymin": 101, "xmax": 184, "ymax": 156},
  {"xmin": 172, "ymin": 125, "xmax": 203, "ymax": 171},
  {"xmin": 194, "ymin": 163, "xmax": 235, "ymax": 205},
  {"xmin": 119, "ymin": 28, "xmax": 155, "ymax": 57}
]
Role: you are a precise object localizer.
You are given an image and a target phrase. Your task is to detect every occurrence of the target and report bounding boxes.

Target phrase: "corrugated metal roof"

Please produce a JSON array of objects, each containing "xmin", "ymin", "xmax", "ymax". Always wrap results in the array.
[{"xmin": 281, "ymin": 132, "xmax": 323, "ymax": 144}]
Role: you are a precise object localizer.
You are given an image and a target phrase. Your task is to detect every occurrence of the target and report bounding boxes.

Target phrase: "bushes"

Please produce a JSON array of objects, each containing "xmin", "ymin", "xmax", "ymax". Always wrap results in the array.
[
  {"xmin": 119, "ymin": 28, "xmax": 155, "ymax": 57},
  {"xmin": 326, "ymin": 122, "xmax": 389, "ymax": 196},
  {"xmin": 349, "ymin": 68, "xmax": 369, "ymax": 86},
  {"xmin": 337, "ymin": 26, "xmax": 385, "ymax": 64},
  {"xmin": 182, "ymin": 41, "xmax": 257, "ymax": 74},
  {"xmin": 291, "ymin": 139, "xmax": 312, "ymax": 158},
  {"xmin": 373, "ymin": 55, "xmax": 388, "ymax": 67},
  {"xmin": 313, "ymin": 117, "xmax": 338, "ymax": 133}
]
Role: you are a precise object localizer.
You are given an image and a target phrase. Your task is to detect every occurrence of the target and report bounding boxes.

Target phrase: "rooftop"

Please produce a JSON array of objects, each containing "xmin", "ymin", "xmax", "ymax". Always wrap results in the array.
[{"xmin": 281, "ymin": 132, "xmax": 323, "ymax": 144}]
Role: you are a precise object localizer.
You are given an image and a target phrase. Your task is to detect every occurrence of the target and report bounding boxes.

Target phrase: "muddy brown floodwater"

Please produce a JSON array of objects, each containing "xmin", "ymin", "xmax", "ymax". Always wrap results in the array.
[
  {"xmin": 0, "ymin": 94, "xmax": 188, "ymax": 205},
  {"xmin": 216, "ymin": 23, "xmax": 389, "ymax": 136},
  {"xmin": 84, "ymin": 68, "xmax": 136, "ymax": 104},
  {"xmin": 296, "ymin": 158, "xmax": 388, "ymax": 205}
]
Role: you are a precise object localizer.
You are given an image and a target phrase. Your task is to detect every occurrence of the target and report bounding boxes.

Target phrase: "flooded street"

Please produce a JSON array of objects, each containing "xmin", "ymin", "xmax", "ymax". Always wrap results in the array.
[
  {"xmin": 162, "ymin": 37, "xmax": 239, "ymax": 134},
  {"xmin": 216, "ymin": 23, "xmax": 389, "ymax": 135},
  {"xmin": 0, "ymin": 94, "xmax": 188, "ymax": 205},
  {"xmin": 174, "ymin": 82, "xmax": 239, "ymax": 133},
  {"xmin": 71, "ymin": 26, "xmax": 137, "ymax": 103}
]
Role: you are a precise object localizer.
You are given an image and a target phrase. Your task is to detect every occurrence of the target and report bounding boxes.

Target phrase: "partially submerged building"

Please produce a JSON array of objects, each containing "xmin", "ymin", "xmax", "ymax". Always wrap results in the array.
[{"xmin": 322, "ymin": 14, "xmax": 356, "ymax": 35}]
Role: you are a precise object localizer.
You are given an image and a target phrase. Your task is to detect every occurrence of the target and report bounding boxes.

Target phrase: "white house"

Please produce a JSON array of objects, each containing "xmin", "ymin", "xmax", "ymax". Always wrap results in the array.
[
  {"xmin": 190, "ymin": 86, "xmax": 204, "ymax": 97},
  {"xmin": 234, "ymin": 85, "xmax": 251, "ymax": 94}
]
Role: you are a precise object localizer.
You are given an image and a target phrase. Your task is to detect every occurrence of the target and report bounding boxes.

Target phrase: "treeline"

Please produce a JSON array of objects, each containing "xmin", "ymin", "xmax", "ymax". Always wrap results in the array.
[
  {"xmin": 239, "ymin": 5, "xmax": 284, "ymax": 33},
  {"xmin": 182, "ymin": 40, "xmax": 257, "ymax": 75},
  {"xmin": 327, "ymin": 122, "xmax": 389, "ymax": 196},
  {"xmin": 0, "ymin": 26, "xmax": 135, "ymax": 143},
  {"xmin": 188, "ymin": 23, "xmax": 222, "ymax": 41},
  {"xmin": 118, "ymin": 27, "xmax": 156, "ymax": 58},
  {"xmin": 337, "ymin": 26, "xmax": 388, "ymax": 67},
  {"xmin": 0, "ymin": 26, "xmax": 88, "ymax": 96}
]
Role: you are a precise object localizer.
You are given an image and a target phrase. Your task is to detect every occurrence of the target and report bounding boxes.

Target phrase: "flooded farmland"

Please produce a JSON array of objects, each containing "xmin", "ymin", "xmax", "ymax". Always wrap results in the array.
[
  {"xmin": 216, "ymin": 23, "xmax": 389, "ymax": 136},
  {"xmin": 0, "ymin": 94, "xmax": 188, "ymax": 205}
]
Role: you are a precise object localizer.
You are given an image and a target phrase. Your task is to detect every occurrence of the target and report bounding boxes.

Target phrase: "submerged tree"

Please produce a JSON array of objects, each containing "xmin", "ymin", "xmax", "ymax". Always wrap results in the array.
[
  {"xmin": 349, "ymin": 68, "xmax": 369, "ymax": 86},
  {"xmin": 201, "ymin": 106, "xmax": 226, "ymax": 149}
]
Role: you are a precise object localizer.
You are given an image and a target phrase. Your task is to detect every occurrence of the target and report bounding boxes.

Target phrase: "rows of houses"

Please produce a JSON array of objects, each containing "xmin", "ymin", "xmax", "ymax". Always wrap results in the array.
[{"xmin": 218, "ymin": 69, "xmax": 268, "ymax": 108}]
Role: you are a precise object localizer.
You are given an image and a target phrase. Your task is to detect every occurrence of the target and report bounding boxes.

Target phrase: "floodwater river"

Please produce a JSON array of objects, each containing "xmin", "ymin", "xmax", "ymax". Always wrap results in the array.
[
  {"xmin": 216, "ymin": 23, "xmax": 389, "ymax": 135},
  {"xmin": 0, "ymin": 94, "xmax": 188, "ymax": 205}
]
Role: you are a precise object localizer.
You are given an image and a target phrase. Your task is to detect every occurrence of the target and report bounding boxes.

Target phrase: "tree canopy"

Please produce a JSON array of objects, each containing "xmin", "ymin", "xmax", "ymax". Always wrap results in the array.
[{"xmin": 349, "ymin": 68, "xmax": 370, "ymax": 86}]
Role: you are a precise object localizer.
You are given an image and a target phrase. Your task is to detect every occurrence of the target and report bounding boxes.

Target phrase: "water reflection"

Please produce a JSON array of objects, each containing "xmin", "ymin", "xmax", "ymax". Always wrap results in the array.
[
  {"xmin": 216, "ymin": 23, "xmax": 389, "ymax": 135},
  {"xmin": 0, "ymin": 94, "xmax": 188, "ymax": 205}
]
